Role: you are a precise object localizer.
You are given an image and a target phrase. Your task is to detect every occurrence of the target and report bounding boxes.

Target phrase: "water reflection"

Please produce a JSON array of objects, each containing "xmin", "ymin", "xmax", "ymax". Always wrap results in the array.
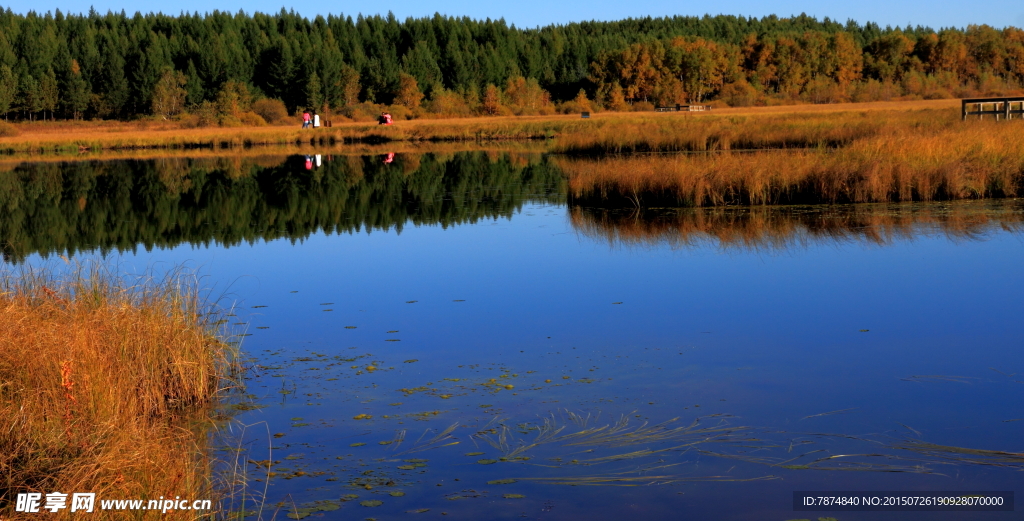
[
  {"xmin": 0, "ymin": 152, "xmax": 564, "ymax": 262},
  {"xmin": 571, "ymin": 201, "xmax": 1024, "ymax": 250}
]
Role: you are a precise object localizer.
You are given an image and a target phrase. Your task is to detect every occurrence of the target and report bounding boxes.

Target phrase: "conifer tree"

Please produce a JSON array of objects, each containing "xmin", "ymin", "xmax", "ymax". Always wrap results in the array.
[
  {"xmin": 39, "ymin": 69, "xmax": 59, "ymax": 120},
  {"xmin": 306, "ymin": 71, "xmax": 323, "ymax": 110},
  {"xmin": 0, "ymin": 65, "xmax": 17, "ymax": 119}
]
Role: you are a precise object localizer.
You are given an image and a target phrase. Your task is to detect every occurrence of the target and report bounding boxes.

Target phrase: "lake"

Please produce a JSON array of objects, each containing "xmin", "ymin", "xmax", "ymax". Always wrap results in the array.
[{"xmin": 4, "ymin": 152, "xmax": 1023, "ymax": 520}]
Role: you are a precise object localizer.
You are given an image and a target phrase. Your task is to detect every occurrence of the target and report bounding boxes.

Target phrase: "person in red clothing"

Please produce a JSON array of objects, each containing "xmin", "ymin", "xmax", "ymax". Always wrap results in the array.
[{"xmin": 302, "ymin": 111, "xmax": 311, "ymax": 128}]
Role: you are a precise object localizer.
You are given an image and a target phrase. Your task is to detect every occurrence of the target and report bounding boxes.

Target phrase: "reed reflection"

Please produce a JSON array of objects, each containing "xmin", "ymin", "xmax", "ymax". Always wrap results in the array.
[{"xmin": 570, "ymin": 201, "xmax": 1024, "ymax": 251}]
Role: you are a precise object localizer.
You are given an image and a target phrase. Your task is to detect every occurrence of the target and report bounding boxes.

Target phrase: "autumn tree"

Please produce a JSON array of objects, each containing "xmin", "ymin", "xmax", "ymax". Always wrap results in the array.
[
  {"xmin": 481, "ymin": 83, "xmax": 503, "ymax": 115},
  {"xmin": 151, "ymin": 69, "xmax": 187, "ymax": 118},
  {"xmin": 395, "ymin": 73, "xmax": 423, "ymax": 110}
]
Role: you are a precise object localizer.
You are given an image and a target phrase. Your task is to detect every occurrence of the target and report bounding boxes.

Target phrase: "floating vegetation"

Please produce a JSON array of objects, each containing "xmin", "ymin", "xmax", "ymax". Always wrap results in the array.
[
  {"xmin": 892, "ymin": 439, "xmax": 1024, "ymax": 468},
  {"xmin": 477, "ymin": 459, "xmax": 498, "ymax": 465},
  {"xmin": 406, "ymin": 301, "xmax": 418, "ymax": 304},
  {"xmin": 345, "ymin": 326, "xmax": 358, "ymax": 329},
  {"xmin": 404, "ymin": 359, "xmax": 419, "ymax": 363},
  {"xmin": 397, "ymin": 424, "xmax": 460, "ymax": 455},
  {"xmin": 360, "ymin": 500, "xmax": 383, "ymax": 507},
  {"xmin": 488, "ymin": 479, "xmax": 517, "ymax": 485},
  {"xmin": 386, "ymin": 339, "xmax": 401, "ymax": 342},
  {"xmin": 503, "ymin": 494, "xmax": 525, "ymax": 499},
  {"xmin": 390, "ymin": 491, "xmax": 406, "ymax": 497},
  {"xmin": 468, "ymin": 412, "xmax": 753, "ymax": 471},
  {"xmin": 286, "ymin": 500, "xmax": 342, "ymax": 519},
  {"xmin": 900, "ymin": 375, "xmax": 978, "ymax": 384},
  {"xmin": 351, "ymin": 442, "xmax": 367, "ymax": 447},
  {"xmin": 518, "ymin": 468, "xmax": 780, "ymax": 486},
  {"xmin": 800, "ymin": 408, "xmax": 859, "ymax": 420}
]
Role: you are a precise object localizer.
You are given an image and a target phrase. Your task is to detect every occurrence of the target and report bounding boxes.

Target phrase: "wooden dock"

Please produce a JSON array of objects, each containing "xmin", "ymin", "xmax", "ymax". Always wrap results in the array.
[
  {"xmin": 961, "ymin": 97, "xmax": 1024, "ymax": 120},
  {"xmin": 655, "ymin": 104, "xmax": 712, "ymax": 112}
]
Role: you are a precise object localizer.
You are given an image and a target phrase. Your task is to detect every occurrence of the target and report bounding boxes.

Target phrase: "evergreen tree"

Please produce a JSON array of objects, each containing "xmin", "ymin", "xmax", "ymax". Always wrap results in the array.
[
  {"xmin": 17, "ymin": 73, "xmax": 41, "ymax": 120},
  {"xmin": 306, "ymin": 71, "xmax": 323, "ymax": 110},
  {"xmin": 39, "ymin": 68, "xmax": 59, "ymax": 119},
  {"xmin": 184, "ymin": 60, "xmax": 204, "ymax": 106},
  {"xmin": 0, "ymin": 65, "xmax": 17, "ymax": 119},
  {"xmin": 64, "ymin": 60, "xmax": 90, "ymax": 120}
]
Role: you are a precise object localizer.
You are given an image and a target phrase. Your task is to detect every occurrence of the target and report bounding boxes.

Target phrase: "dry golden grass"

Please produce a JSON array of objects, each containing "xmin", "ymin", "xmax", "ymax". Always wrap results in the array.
[
  {"xmin": 0, "ymin": 263, "xmax": 240, "ymax": 519},
  {"xmin": 570, "ymin": 200, "xmax": 1024, "ymax": 250},
  {"xmin": 557, "ymin": 114, "xmax": 1024, "ymax": 206},
  {"xmin": 0, "ymin": 99, "xmax": 963, "ymax": 156}
]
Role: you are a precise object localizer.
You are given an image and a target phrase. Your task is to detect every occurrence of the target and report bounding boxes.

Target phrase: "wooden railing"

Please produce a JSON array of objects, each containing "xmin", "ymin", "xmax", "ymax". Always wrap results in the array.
[
  {"xmin": 961, "ymin": 97, "xmax": 1024, "ymax": 120},
  {"xmin": 655, "ymin": 104, "xmax": 712, "ymax": 112}
]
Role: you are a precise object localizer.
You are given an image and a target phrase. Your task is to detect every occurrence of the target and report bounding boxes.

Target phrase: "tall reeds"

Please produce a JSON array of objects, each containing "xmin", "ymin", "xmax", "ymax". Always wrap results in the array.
[
  {"xmin": 0, "ymin": 263, "xmax": 240, "ymax": 519},
  {"xmin": 558, "ymin": 115, "xmax": 1024, "ymax": 206}
]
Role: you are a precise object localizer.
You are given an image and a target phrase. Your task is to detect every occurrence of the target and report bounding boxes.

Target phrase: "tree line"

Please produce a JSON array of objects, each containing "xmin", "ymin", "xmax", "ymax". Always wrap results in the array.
[{"xmin": 0, "ymin": 8, "xmax": 1021, "ymax": 122}]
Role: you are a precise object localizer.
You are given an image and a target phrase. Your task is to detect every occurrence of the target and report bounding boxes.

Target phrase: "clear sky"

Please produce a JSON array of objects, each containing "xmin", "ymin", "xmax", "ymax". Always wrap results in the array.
[{"xmin": 2, "ymin": 0, "xmax": 1022, "ymax": 31}]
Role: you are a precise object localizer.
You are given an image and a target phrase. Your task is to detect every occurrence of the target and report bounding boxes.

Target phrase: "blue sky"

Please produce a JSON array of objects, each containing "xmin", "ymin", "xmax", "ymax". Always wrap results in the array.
[{"xmin": 2, "ymin": 0, "xmax": 1022, "ymax": 30}]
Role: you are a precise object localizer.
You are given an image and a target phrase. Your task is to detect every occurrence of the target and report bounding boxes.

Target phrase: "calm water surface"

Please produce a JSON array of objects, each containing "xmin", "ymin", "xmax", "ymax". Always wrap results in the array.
[{"xmin": 5, "ymin": 153, "xmax": 1024, "ymax": 520}]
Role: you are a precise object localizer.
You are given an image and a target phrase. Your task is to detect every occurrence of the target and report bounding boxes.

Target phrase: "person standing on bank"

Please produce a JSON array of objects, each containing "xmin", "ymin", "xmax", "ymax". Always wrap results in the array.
[
  {"xmin": 313, "ymin": 110, "xmax": 320, "ymax": 128},
  {"xmin": 302, "ymin": 111, "xmax": 311, "ymax": 128}
]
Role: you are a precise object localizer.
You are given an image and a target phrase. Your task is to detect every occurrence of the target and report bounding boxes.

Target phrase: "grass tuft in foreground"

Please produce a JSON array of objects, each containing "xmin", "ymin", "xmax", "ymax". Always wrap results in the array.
[{"xmin": 0, "ymin": 263, "xmax": 241, "ymax": 519}]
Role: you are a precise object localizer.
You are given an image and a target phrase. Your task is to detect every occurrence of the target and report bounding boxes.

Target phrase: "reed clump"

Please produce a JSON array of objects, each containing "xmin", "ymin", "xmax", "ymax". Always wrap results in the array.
[
  {"xmin": 559, "ymin": 117, "xmax": 1024, "ymax": 206},
  {"xmin": 0, "ymin": 263, "xmax": 240, "ymax": 519}
]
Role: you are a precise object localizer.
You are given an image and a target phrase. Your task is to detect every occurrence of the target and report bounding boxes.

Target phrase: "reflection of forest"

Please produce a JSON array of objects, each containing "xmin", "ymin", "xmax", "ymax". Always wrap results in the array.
[
  {"xmin": 0, "ymin": 152, "xmax": 564, "ymax": 262},
  {"xmin": 571, "ymin": 202, "xmax": 1024, "ymax": 251}
]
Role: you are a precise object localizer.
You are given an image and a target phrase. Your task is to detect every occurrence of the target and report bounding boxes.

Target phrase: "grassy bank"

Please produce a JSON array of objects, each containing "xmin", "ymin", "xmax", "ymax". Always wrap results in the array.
[
  {"xmin": 0, "ymin": 99, "xmax": 959, "ymax": 156},
  {"xmin": 0, "ymin": 264, "xmax": 240, "ymax": 519}
]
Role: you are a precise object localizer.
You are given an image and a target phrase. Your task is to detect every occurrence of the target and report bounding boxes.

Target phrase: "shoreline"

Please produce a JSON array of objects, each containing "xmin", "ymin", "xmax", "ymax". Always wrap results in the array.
[{"xmin": 0, "ymin": 99, "xmax": 961, "ymax": 157}]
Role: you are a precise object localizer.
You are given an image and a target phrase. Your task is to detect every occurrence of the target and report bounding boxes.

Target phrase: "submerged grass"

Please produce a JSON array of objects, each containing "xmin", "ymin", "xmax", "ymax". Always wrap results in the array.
[{"xmin": 0, "ymin": 262, "xmax": 241, "ymax": 519}]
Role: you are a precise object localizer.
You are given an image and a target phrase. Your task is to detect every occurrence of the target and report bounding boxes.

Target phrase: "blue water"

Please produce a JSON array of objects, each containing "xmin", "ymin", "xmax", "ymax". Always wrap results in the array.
[{"xmin": 10, "ymin": 156, "xmax": 1024, "ymax": 520}]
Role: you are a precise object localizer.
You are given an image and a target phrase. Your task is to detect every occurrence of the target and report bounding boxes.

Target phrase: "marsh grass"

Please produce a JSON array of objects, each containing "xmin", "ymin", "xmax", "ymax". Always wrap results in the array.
[
  {"xmin": 559, "ymin": 113, "xmax": 1024, "ymax": 206},
  {"xmin": 0, "ymin": 99, "xmax": 959, "ymax": 156},
  {"xmin": 0, "ymin": 262, "xmax": 242, "ymax": 519}
]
